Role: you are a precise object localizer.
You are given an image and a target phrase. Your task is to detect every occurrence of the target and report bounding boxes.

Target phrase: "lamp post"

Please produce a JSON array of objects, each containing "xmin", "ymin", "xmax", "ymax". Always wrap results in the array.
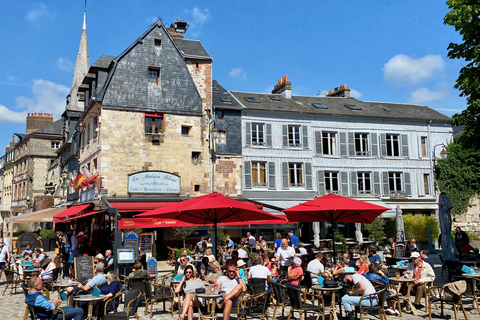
[
  {"xmin": 432, "ymin": 143, "xmax": 448, "ymax": 197},
  {"xmin": 209, "ymin": 123, "xmax": 219, "ymax": 193}
]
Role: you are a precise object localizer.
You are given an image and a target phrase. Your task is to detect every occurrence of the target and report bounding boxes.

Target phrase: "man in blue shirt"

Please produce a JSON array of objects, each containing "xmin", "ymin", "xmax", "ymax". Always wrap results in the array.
[
  {"xmin": 420, "ymin": 250, "xmax": 435, "ymax": 268},
  {"xmin": 25, "ymin": 277, "xmax": 83, "ymax": 320},
  {"xmin": 288, "ymin": 230, "xmax": 298, "ymax": 248},
  {"xmin": 66, "ymin": 262, "xmax": 107, "ymax": 304},
  {"xmin": 368, "ymin": 249, "xmax": 382, "ymax": 264},
  {"xmin": 227, "ymin": 235, "xmax": 234, "ymax": 250}
]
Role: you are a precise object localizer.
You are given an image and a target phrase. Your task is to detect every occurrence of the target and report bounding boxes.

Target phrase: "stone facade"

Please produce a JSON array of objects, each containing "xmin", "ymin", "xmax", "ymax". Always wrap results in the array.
[{"xmin": 453, "ymin": 195, "xmax": 480, "ymax": 233}]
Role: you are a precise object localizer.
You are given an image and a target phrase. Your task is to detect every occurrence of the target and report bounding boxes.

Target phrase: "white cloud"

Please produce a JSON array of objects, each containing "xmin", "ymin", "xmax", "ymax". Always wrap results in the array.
[
  {"xmin": 184, "ymin": 7, "xmax": 210, "ymax": 36},
  {"xmin": 408, "ymin": 87, "xmax": 449, "ymax": 104},
  {"xmin": 229, "ymin": 67, "xmax": 247, "ymax": 80},
  {"xmin": 0, "ymin": 79, "xmax": 69, "ymax": 124},
  {"xmin": 383, "ymin": 54, "xmax": 445, "ymax": 83},
  {"xmin": 25, "ymin": 3, "xmax": 48, "ymax": 22},
  {"xmin": 350, "ymin": 89, "xmax": 362, "ymax": 99},
  {"xmin": 56, "ymin": 58, "xmax": 74, "ymax": 72}
]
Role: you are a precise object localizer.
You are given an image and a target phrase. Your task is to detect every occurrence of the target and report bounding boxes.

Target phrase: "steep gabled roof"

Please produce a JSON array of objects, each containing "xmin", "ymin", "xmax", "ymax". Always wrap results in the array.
[
  {"xmin": 174, "ymin": 39, "xmax": 212, "ymax": 60},
  {"xmin": 32, "ymin": 119, "xmax": 63, "ymax": 136},
  {"xmin": 91, "ymin": 55, "xmax": 115, "ymax": 69},
  {"xmin": 212, "ymin": 80, "xmax": 242, "ymax": 110}
]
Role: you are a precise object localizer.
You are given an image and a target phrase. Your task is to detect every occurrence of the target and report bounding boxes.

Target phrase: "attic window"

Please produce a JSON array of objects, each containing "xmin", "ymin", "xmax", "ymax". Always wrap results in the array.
[
  {"xmin": 212, "ymin": 86, "xmax": 219, "ymax": 91},
  {"xmin": 220, "ymin": 97, "xmax": 231, "ymax": 103},
  {"xmin": 345, "ymin": 105, "xmax": 362, "ymax": 110},
  {"xmin": 154, "ymin": 39, "xmax": 162, "ymax": 47},
  {"xmin": 383, "ymin": 107, "xmax": 391, "ymax": 112},
  {"xmin": 312, "ymin": 103, "xmax": 327, "ymax": 109},
  {"xmin": 269, "ymin": 96, "xmax": 281, "ymax": 101},
  {"xmin": 245, "ymin": 97, "xmax": 259, "ymax": 103}
]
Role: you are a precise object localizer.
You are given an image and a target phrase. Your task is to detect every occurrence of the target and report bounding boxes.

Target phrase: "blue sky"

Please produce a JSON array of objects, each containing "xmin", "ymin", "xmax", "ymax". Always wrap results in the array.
[{"xmin": 0, "ymin": 1, "xmax": 466, "ymax": 150}]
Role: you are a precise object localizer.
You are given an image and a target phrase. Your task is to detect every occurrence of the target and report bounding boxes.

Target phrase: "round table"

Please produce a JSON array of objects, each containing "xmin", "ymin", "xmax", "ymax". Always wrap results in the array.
[
  {"xmin": 311, "ymin": 284, "xmax": 343, "ymax": 320},
  {"xmin": 53, "ymin": 282, "xmax": 79, "ymax": 299},
  {"xmin": 389, "ymin": 265, "xmax": 408, "ymax": 277},
  {"xmin": 22, "ymin": 268, "xmax": 42, "ymax": 282},
  {"xmin": 73, "ymin": 293, "xmax": 106, "ymax": 319},
  {"xmin": 388, "ymin": 277, "xmax": 417, "ymax": 315},
  {"xmin": 196, "ymin": 291, "xmax": 225, "ymax": 320}
]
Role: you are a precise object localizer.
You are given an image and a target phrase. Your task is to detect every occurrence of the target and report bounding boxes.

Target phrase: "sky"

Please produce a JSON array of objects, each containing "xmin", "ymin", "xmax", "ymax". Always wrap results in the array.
[{"xmin": 0, "ymin": 1, "xmax": 467, "ymax": 151}]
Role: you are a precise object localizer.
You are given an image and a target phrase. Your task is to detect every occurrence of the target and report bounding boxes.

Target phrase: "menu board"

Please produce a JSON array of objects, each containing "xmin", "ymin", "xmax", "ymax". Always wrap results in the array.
[
  {"xmin": 75, "ymin": 256, "xmax": 94, "ymax": 281},
  {"xmin": 124, "ymin": 231, "xmax": 139, "ymax": 261},
  {"xmin": 16, "ymin": 232, "xmax": 40, "ymax": 251},
  {"xmin": 146, "ymin": 257, "xmax": 157, "ymax": 277},
  {"xmin": 140, "ymin": 233, "xmax": 153, "ymax": 253}
]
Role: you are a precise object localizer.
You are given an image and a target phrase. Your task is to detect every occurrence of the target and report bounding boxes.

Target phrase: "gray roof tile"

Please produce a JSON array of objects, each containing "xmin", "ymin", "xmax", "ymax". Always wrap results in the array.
[
  {"xmin": 212, "ymin": 80, "xmax": 242, "ymax": 110},
  {"xmin": 174, "ymin": 39, "xmax": 211, "ymax": 59},
  {"xmin": 91, "ymin": 55, "xmax": 115, "ymax": 69}
]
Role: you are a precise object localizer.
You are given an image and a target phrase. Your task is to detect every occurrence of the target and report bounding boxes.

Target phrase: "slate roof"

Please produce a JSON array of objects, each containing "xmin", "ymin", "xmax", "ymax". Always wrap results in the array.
[
  {"xmin": 228, "ymin": 91, "xmax": 451, "ymax": 123},
  {"xmin": 212, "ymin": 80, "xmax": 242, "ymax": 110},
  {"xmin": 33, "ymin": 119, "xmax": 63, "ymax": 136},
  {"xmin": 174, "ymin": 39, "xmax": 211, "ymax": 60},
  {"xmin": 91, "ymin": 55, "xmax": 115, "ymax": 69}
]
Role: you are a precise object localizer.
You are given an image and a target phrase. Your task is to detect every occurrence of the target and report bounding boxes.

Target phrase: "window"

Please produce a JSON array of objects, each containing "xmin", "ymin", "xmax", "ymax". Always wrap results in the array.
[
  {"xmin": 420, "ymin": 136, "xmax": 427, "ymax": 158},
  {"xmin": 357, "ymin": 172, "xmax": 372, "ymax": 194},
  {"xmin": 325, "ymin": 172, "xmax": 339, "ymax": 193},
  {"xmin": 148, "ymin": 68, "xmax": 160, "ymax": 86},
  {"xmin": 322, "ymin": 132, "xmax": 336, "ymax": 155},
  {"xmin": 251, "ymin": 123, "xmax": 265, "ymax": 146},
  {"xmin": 51, "ymin": 141, "xmax": 60, "ymax": 149},
  {"xmin": 269, "ymin": 95, "xmax": 281, "ymax": 101},
  {"xmin": 181, "ymin": 126, "xmax": 191, "ymax": 135},
  {"xmin": 145, "ymin": 116, "xmax": 162, "ymax": 134},
  {"xmin": 355, "ymin": 133, "xmax": 369, "ymax": 156},
  {"xmin": 245, "ymin": 97, "xmax": 259, "ymax": 103},
  {"xmin": 154, "ymin": 39, "xmax": 161, "ymax": 47},
  {"xmin": 218, "ymin": 130, "xmax": 226, "ymax": 144},
  {"xmin": 386, "ymin": 134, "xmax": 400, "ymax": 156},
  {"xmin": 423, "ymin": 174, "xmax": 430, "ymax": 195},
  {"xmin": 220, "ymin": 97, "xmax": 231, "ymax": 103},
  {"xmin": 312, "ymin": 103, "xmax": 327, "ymax": 109},
  {"xmin": 194, "ymin": 185, "xmax": 200, "ymax": 192},
  {"xmin": 252, "ymin": 162, "xmax": 266, "ymax": 187},
  {"xmin": 288, "ymin": 163, "xmax": 303, "ymax": 187},
  {"xmin": 288, "ymin": 125, "xmax": 301, "ymax": 147},
  {"xmin": 192, "ymin": 152, "xmax": 201, "ymax": 164},
  {"xmin": 212, "ymin": 86, "xmax": 219, "ymax": 91},
  {"xmin": 346, "ymin": 105, "xmax": 362, "ymax": 110},
  {"xmin": 216, "ymin": 109, "xmax": 224, "ymax": 119},
  {"xmin": 388, "ymin": 172, "xmax": 402, "ymax": 192}
]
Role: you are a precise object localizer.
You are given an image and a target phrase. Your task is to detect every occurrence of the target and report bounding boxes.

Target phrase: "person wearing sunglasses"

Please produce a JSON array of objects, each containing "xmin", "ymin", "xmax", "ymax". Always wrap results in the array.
[
  {"xmin": 177, "ymin": 255, "xmax": 195, "ymax": 275},
  {"xmin": 215, "ymin": 264, "xmax": 247, "ymax": 320},
  {"xmin": 175, "ymin": 265, "xmax": 204, "ymax": 320},
  {"xmin": 400, "ymin": 251, "xmax": 435, "ymax": 309}
]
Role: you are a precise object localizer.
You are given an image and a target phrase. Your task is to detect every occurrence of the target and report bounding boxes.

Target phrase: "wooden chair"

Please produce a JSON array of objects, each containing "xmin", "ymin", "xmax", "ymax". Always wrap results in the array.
[
  {"xmin": 3, "ymin": 269, "xmax": 21, "ymax": 295},
  {"xmin": 103, "ymin": 289, "xmax": 142, "ymax": 320},
  {"xmin": 427, "ymin": 280, "xmax": 468, "ymax": 320}
]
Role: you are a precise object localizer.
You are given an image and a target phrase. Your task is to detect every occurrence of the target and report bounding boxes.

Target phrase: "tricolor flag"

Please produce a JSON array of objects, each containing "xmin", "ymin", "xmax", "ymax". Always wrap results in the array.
[{"xmin": 75, "ymin": 173, "xmax": 85, "ymax": 189}]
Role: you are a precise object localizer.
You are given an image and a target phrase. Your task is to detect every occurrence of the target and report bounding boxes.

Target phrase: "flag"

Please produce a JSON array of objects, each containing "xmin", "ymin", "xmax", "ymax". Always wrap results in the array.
[
  {"xmin": 75, "ymin": 173, "xmax": 85, "ymax": 189},
  {"xmin": 69, "ymin": 172, "xmax": 76, "ymax": 193},
  {"xmin": 82, "ymin": 166, "xmax": 93, "ymax": 180},
  {"xmin": 62, "ymin": 176, "xmax": 69, "ymax": 190}
]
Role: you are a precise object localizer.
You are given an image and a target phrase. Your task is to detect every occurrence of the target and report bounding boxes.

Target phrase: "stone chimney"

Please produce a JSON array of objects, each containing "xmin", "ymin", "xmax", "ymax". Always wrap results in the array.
[
  {"xmin": 272, "ymin": 75, "xmax": 292, "ymax": 99},
  {"xmin": 26, "ymin": 113, "xmax": 53, "ymax": 134},
  {"xmin": 326, "ymin": 84, "xmax": 351, "ymax": 98},
  {"xmin": 167, "ymin": 19, "xmax": 189, "ymax": 39}
]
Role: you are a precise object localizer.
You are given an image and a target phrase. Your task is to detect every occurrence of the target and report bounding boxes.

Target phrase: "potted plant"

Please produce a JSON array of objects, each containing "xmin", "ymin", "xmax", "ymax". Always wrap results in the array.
[{"xmin": 39, "ymin": 229, "xmax": 56, "ymax": 251}]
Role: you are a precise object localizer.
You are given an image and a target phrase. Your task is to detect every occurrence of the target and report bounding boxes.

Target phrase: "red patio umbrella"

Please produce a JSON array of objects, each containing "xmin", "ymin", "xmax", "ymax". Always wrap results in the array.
[
  {"xmin": 137, "ymin": 192, "xmax": 287, "ymax": 256},
  {"xmin": 284, "ymin": 194, "xmax": 389, "ymax": 260}
]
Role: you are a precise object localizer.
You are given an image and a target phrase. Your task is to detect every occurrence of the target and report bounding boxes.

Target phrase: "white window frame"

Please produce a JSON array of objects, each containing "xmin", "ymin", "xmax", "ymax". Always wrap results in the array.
[
  {"xmin": 252, "ymin": 161, "xmax": 267, "ymax": 187},
  {"xmin": 322, "ymin": 132, "xmax": 337, "ymax": 155},
  {"xmin": 288, "ymin": 163, "xmax": 303, "ymax": 187},
  {"xmin": 357, "ymin": 172, "xmax": 372, "ymax": 194},
  {"xmin": 288, "ymin": 125, "xmax": 301, "ymax": 147},
  {"xmin": 420, "ymin": 136, "xmax": 428, "ymax": 158},
  {"xmin": 388, "ymin": 172, "xmax": 402, "ymax": 192},
  {"xmin": 386, "ymin": 134, "xmax": 400, "ymax": 157},
  {"xmin": 218, "ymin": 131, "xmax": 226, "ymax": 144},
  {"xmin": 423, "ymin": 173, "xmax": 430, "ymax": 195},
  {"xmin": 325, "ymin": 171, "xmax": 340, "ymax": 194},
  {"xmin": 355, "ymin": 133, "xmax": 369, "ymax": 156},
  {"xmin": 251, "ymin": 123, "xmax": 265, "ymax": 146}
]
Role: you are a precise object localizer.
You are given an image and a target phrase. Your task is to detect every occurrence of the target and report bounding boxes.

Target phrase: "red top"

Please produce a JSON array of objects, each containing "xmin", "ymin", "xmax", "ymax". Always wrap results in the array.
[
  {"xmin": 289, "ymin": 266, "xmax": 304, "ymax": 287},
  {"xmin": 357, "ymin": 264, "xmax": 369, "ymax": 275}
]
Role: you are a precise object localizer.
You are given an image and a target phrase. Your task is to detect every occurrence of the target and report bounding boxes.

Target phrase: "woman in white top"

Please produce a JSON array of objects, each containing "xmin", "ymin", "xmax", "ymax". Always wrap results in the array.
[
  {"xmin": 41, "ymin": 255, "xmax": 61, "ymax": 280},
  {"xmin": 175, "ymin": 265, "xmax": 204, "ymax": 320}
]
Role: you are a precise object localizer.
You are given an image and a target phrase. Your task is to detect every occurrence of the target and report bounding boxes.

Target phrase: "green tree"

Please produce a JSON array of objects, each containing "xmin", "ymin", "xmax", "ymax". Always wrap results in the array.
[
  {"xmin": 173, "ymin": 227, "xmax": 198, "ymax": 248},
  {"xmin": 363, "ymin": 217, "xmax": 385, "ymax": 244},
  {"xmin": 444, "ymin": 0, "xmax": 480, "ymax": 149}
]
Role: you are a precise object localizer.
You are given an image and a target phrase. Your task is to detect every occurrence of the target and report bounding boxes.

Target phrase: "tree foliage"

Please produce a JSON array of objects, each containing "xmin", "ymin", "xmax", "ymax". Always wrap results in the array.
[
  {"xmin": 444, "ymin": 0, "xmax": 480, "ymax": 149},
  {"xmin": 363, "ymin": 217, "xmax": 386, "ymax": 244},
  {"xmin": 173, "ymin": 227, "xmax": 198, "ymax": 248},
  {"xmin": 403, "ymin": 214, "xmax": 440, "ymax": 243},
  {"xmin": 436, "ymin": 143, "xmax": 480, "ymax": 215}
]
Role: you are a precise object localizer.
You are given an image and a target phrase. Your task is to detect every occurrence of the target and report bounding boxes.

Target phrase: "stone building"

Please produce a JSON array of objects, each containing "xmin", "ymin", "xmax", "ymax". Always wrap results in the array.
[{"xmin": 0, "ymin": 138, "xmax": 16, "ymax": 236}]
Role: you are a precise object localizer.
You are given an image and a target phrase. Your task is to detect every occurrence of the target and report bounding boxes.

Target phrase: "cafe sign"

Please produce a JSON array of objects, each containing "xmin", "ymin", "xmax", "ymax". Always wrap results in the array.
[{"xmin": 128, "ymin": 171, "xmax": 180, "ymax": 194}]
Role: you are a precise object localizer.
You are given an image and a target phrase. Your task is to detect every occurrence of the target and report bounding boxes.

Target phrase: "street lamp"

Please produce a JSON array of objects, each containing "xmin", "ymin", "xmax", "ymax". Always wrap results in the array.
[
  {"xmin": 432, "ymin": 143, "xmax": 447, "ymax": 167},
  {"xmin": 209, "ymin": 124, "xmax": 219, "ymax": 193}
]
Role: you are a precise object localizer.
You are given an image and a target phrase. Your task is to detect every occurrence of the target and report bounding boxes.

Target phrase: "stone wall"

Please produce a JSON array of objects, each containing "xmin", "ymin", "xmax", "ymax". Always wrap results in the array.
[{"xmin": 452, "ymin": 195, "xmax": 480, "ymax": 234}]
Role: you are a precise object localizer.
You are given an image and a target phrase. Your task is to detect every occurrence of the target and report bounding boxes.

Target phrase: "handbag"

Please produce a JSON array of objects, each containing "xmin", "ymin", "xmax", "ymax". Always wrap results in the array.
[{"xmin": 323, "ymin": 279, "xmax": 338, "ymax": 288}]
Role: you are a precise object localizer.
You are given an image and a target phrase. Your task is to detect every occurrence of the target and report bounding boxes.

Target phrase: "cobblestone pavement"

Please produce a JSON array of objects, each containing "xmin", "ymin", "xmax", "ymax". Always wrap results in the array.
[{"xmin": 2, "ymin": 253, "xmax": 480, "ymax": 319}]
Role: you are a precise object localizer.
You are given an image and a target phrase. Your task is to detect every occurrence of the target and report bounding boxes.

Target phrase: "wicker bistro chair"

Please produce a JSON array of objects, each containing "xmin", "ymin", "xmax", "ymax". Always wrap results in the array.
[
  {"xmin": 355, "ymin": 287, "xmax": 388, "ymax": 320},
  {"xmin": 271, "ymin": 282, "xmax": 290, "ymax": 320},
  {"xmin": 427, "ymin": 280, "xmax": 468, "ymax": 320},
  {"xmin": 237, "ymin": 290, "xmax": 272, "ymax": 320},
  {"xmin": 99, "ymin": 290, "xmax": 124, "ymax": 317},
  {"xmin": 286, "ymin": 285, "xmax": 325, "ymax": 320},
  {"xmin": 249, "ymin": 278, "xmax": 267, "ymax": 296},
  {"xmin": 3, "ymin": 269, "xmax": 22, "ymax": 296},
  {"xmin": 144, "ymin": 280, "xmax": 173, "ymax": 318},
  {"xmin": 26, "ymin": 304, "xmax": 65, "ymax": 320},
  {"xmin": 103, "ymin": 289, "xmax": 142, "ymax": 320}
]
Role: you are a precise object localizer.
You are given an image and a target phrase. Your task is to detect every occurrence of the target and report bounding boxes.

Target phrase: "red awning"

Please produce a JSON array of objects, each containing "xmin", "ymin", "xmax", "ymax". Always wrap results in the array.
[
  {"xmin": 118, "ymin": 215, "xmax": 291, "ymax": 229},
  {"xmin": 53, "ymin": 204, "xmax": 92, "ymax": 222},
  {"xmin": 61, "ymin": 210, "xmax": 107, "ymax": 223},
  {"xmin": 110, "ymin": 202, "xmax": 175, "ymax": 213}
]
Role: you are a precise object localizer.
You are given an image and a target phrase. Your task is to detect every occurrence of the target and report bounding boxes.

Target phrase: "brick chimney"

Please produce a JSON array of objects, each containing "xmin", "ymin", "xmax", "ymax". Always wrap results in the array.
[
  {"xmin": 167, "ymin": 19, "xmax": 189, "ymax": 39},
  {"xmin": 326, "ymin": 84, "xmax": 351, "ymax": 98},
  {"xmin": 26, "ymin": 113, "xmax": 53, "ymax": 134},
  {"xmin": 271, "ymin": 75, "xmax": 292, "ymax": 99}
]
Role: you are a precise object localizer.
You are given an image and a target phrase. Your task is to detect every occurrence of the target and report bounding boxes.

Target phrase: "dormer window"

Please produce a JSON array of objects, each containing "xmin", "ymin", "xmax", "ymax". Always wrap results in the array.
[
  {"xmin": 220, "ymin": 97, "xmax": 231, "ymax": 103},
  {"xmin": 212, "ymin": 86, "xmax": 219, "ymax": 91},
  {"xmin": 345, "ymin": 105, "xmax": 361, "ymax": 110},
  {"xmin": 312, "ymin": 103, "xmax": 327, "ymax": 109},
  {"xmin": 269, "ymin": 96, "xmax": 281, "ymax": 101},
  {"xmin": 245, "ymin": 97, "xmax": 259, "ymax": 103}
]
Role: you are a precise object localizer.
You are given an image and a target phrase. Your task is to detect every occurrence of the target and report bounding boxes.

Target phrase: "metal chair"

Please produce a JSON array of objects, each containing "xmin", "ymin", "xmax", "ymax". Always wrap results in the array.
[
  {"xmin": 249, "ymin": 278, "xmax": 267, "ymax": 296},
  {"xmin": 356, "ymin": 286, "xmax": 387, "ymax": 320},
  {"xmin": 103, "ymin": 289, "xmax": 142, "ymax": 320},
  {"xmin": 144, "ymin": 279, "xmax": 173, "ymax": 318},
  {"xmin": 271, "ymin": 282, "xmax": 290, "ymax": 320},
  {"xmin": 427, "ymin": 280, "xmax": 468, "ymax": 320},
  {"xmin": 3, "ymin": 269, "xmax": 21, "ymax": 295},
  {"xmin": 26, "ymin": 304, "xmax": 65, "ymax": 320},
  {"xmin": 286, "ymin": 285, "xmax": 324, "ymax": 320},
  {"xmin": 237, "ymin": 290, "xmax": 272, "ymax": 320}
]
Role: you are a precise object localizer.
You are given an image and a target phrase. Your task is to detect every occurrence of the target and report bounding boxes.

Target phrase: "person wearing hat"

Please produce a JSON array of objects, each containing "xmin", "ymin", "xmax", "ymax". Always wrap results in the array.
[
  {"xmin": 285, "ymin": 257, "xmax": 303, "ymax": 288},
  {"xmin": 288, "ymin": 230, "xmax": 298, "ymax": 248},
  {"xmin": 236, "ymin": 259, "xmax": 247, "ymax": 283},
  {"xmin": 401, "ymin": 251, "xmax": 435, "ymax": 309},
  {"xmin": 342, "ymin": 269, "xmax": 377, "ymax": 320}
]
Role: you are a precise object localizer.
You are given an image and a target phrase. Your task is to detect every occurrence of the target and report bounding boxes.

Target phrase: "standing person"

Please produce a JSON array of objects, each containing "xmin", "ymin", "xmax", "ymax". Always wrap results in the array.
[
  {"xmin": 0, "ymin": 238, "xmax": 11, "ymax": 281},
  {"xmin": 226, "ymin": 235, "xmax": 234, "ymax": 250},
  {"xmin": 246, "ymin": 232, "xmax": 256, "ymax": 252},
  {"xmin": 307, "ymin": 252, "xmax": 326, "ymax": 283},
  {"xmin": 215, "ymin": 264, "xmax": 247, "ymax": 320},
  {"xmin": 54, "ymin": 232, "xmax": 63, "ymax": 253},
  {"xmin": 275, "ymin": 238, "xmax": 296, "ymax": 278},
  {"xmin": 25, "ymin": 277, "xmax": 84, "ymax": 320},
  {"xmin": 341, "ymin": 271, "xmax": 377, "ymax": 320},
  {"xmin": 401, "ymin": 251, "xmax": 435, "ymax": 309},
  {"xmin": 288, "ymin": 230, "xmax": 298, "ymax": 248},
  {"xmin": 70, "ymin": 231, "xmax": 78, "ymax": 252},
  {"xmin": 274, "ymin": 233, "xmax": 282, "ymax": 253},
  {"xmin": 455, "ymin": 227, "xmax": 469, "ymax": 251},
  {"xmin": 104, "ymin": 250, "xmax": 114, "ymax": 271},
  {"xmin": 65, "ymin": 230, "xmax": 72, "ymax": 254}
]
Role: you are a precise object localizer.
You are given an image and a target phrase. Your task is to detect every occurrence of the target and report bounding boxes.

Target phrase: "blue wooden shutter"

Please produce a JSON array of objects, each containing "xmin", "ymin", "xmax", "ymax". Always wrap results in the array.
[
  {"xmin": 245, "ymin": 122, "xmax": 251, "ymax": 146},
  {"xmin": 266, "ymin": 124, "xmax": 272, "ymax": 147},
  {"xmin": 244, "ymin": 161, "xmax": 252, "ymax": 189}
]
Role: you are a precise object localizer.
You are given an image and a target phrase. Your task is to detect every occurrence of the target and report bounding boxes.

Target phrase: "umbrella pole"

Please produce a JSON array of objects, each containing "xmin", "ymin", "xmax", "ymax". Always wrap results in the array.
[
  {"xmin": 213, "ymin": 222, "xmax": 218, "ymax": 258},
  {"xmin": 332, "ymin": 220, "xmax": 337, "ymax": 264}
]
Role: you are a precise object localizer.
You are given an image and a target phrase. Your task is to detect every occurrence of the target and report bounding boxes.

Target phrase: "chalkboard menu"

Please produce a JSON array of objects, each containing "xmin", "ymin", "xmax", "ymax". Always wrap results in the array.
[
  {"xmin": 16, "ymin": 232, "xmax": 40, "ymax": 251},
  {"xmin": 140, "ymin": 233, "xmax": 153, "ymax": 253},
  {"xmin": 146, "ymin": 257, "xmax": 157, "ymax": 277},
  {"xmin": 124, "ymin": 231, "xmax": 139, "ymax": 261},
  {"xmin": 75, "ymin": 256, "xmax": 95, "ymax": 280}
]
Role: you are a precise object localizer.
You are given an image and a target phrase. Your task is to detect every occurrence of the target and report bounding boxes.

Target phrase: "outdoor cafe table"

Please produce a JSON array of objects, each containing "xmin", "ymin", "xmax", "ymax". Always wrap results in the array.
[
  {"xmin": 195, "ymin": 290, "xmax": 225, "ymax": 320},
  {"xmin": 388, "ymin": 277, "xmax": 417, "ymax": 316},
  {"xmin": 389, "ymin": 265, "xmax": 408, "ymax": 277},
  {"xmin": 53, "ymin": 282, "xmax": 79, "ymax": 299},
  {"xmin": 453, "ymin": 273, "xmax": 480, "ymax": 312},
  {"xmin": 22, "ymin": 268, "xmax": 42, "ymax": 282},
  {"xmin": 73, "ymin": 293, "xmax": 106, "ymax": 320},
  {"xmin": 311, "ymin": 284, "xmax": 343, "ymax": 320},
  {"xmin": 459, "ymin": 260, "xmax": 478, "ymax": 267}
]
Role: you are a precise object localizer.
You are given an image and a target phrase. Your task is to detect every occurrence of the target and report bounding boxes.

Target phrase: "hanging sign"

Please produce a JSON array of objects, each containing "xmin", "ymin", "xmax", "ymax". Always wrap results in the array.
[
  {"xmin": 147, "ymin": 257, "xmax": 157, "ymax": 277},
  {"xmin": 124, "ymin": 231, "xmax": 140, "ymax": 261},
  {"xmin": 128, "ymin": 171, "xmax": 180, "ymax": 194}
]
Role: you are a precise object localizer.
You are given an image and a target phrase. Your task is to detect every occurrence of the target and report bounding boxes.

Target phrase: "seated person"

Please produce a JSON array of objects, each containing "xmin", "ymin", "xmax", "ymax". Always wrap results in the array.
[
  {"xmin": 420, "ymin": 250, "xmax": 435, "ymax": 268},
  {"xmin": 401, "ymin": 252, "xmax": 435, "ymax": 309},
  {"xmin": 128, "ymin": 261, "xmax": 148, "ymax": 278},
  {"xmin": 236, "ymin": 260, "xmax": 248, "ymax": 283},
  {"xmin": 248, "ymin": 255, "xmax": 272, "ymax": 290},
  {"xmin": 368, "ymin": 249, "xmax": 382, "ymax": 265},
  {"xmin": 40, "ymin": 256, "xmax": 62, "ymax": 281},
  {"xmin": 356, "ymin": 255, "xmax": 370, "ymax": 275},
  {"xmin": 341, "ymin": 271, "xmax": 377, "ymax": 320},
  {"xmin": 175, "ymin": 255, "xmax": 195, "ymax": 280},
  {"xmin": 32, "ymin": 249, "xmax": 46, "ymax": 268},
  {"xmin": 205, "ymin": 248, "xmax": 216, "ymax": 262},
  {"xmin": 307, "ymin": 252, "xmax": 326, "ymax": 283},
  {"xmin": 66, "ymin": 262, "xmax": 107, "ymax": 304},
  {"xmin": 176, "ymin": 249, "xmax": 193, "ymax": 263},
  {"xmin": 345, "ymin": 252, "xmax": 356, "ymax": 268},
  {"xmin": 236, "ymin": 244, "xmax": 248, "ymax": 259},
  {"xmin": 205, "ymin": 261, "xmax": 223, "ymax": 284},
  {"xmin": 25, "ymin": 276, "xmax": 83, "ymax": 320},
  {"xmin": 94, "ymin": 271, "xmax": 121, "ymax": 316},
  {"xmin": 285, "ymin": 257, "xmax": 303, "ymax": 288},
  {"xmin": 215, "ymin": 264, "xmax": 247, "ymax": 320},
  {"xmin": 331, "ymin": 257, "xmax": 350, "ymax": 278},
  {"xmin": 409, "ymin": 239, "xmax": 417, "ymax": 252},
  {"xmin": 175, "ymin": 265, "xmax": 204, "ymax": 320},
  {"xmin": 364, "ymin": 263, "xmax": 399, "ymax": 315},
  {"xmin": 199, "ymin": 257, "xmax": 211, "ymax": 278},
  {"xmin": 94, "ymin": 253, "xmax": 106, "ymax": 267},
  {"xmin": 22, "ymin": 244, "xmax": 33, "ymax": 255}
]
